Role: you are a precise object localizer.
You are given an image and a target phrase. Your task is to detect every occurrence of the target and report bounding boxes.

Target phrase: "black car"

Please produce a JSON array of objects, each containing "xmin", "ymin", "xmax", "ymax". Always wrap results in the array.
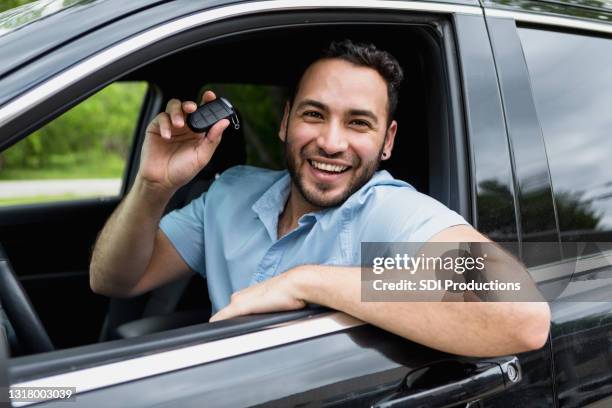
[{"xmin": 0, "ymin": 0, "xmax": 611, "ymax": 406}]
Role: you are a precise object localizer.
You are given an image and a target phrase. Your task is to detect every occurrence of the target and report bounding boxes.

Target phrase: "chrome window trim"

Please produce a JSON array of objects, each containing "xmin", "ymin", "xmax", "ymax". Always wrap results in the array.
[
  {"xmin": 486, "ymin": 8, "xmax": 612, "ymax": 35},
  {"xmin": 12, "ymin": 312, "xmax": 364, "ymax": 406},
  {"xmin": 0, "ymin": 0, "xmax": 481, "ymax": 128}
]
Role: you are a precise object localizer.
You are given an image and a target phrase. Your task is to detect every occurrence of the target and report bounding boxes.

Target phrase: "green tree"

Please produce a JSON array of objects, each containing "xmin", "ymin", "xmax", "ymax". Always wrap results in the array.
[{"xmin": 0, "ymin": 82, "xmax": 146, "ymax": 173}]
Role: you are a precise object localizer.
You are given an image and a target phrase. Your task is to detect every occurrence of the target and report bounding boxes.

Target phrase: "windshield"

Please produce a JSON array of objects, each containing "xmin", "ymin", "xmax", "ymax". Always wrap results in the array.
[{"xmin": 0, "ymin": 0, "xmax": 93, "ymax": 37}]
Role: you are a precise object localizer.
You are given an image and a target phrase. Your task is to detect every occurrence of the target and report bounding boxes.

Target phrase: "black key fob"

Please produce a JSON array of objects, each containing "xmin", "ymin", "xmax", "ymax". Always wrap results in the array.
[{"xmin": 186, "ymin": 97, "xmax": 240, "ymax": 133}]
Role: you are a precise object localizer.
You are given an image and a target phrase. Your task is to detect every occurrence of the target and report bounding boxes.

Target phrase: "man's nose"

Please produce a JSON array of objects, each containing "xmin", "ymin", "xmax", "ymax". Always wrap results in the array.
[{"xmin": 316, "ymin": 121, "xmax": 348, "ymax": 155}]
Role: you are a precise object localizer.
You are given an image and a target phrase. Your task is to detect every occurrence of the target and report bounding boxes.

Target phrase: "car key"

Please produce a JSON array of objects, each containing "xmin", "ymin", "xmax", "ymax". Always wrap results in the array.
[{"xmin": 186, "ymin": 97, "xmax": 240, "ymax": 133}]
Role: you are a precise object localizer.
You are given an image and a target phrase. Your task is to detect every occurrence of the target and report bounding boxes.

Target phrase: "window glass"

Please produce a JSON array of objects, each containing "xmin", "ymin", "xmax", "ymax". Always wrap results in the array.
[
  {"xmin": 519, "ymin": 28, "xmax": 612, "ymax": 242},
  {"xmin": 0, "ymin": 81, "xmax": 147, "ymax": 206}
]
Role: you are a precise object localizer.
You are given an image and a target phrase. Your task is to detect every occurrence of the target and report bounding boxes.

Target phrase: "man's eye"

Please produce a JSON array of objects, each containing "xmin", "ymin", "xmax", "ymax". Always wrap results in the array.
[
  {"xmin": 303, "ymin": 111, "xmax": 323, "ymax": 119},
  {"xmin": 350, "ymin": 119, "xmax": 371, "ymax": 128}
]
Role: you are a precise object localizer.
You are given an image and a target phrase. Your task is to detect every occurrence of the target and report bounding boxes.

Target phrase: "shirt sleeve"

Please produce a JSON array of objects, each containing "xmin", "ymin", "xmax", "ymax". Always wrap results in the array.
[
  {"xmin": 357, "ymin": 186, "xmax": 470, "ymax": 244},
  {"xmin": 159, "ymin": 193, "xmax": 207, "ymax": 276},
  {"xmin": 405, "ymin": 197, "xmax": 469, "ymax": 243}
]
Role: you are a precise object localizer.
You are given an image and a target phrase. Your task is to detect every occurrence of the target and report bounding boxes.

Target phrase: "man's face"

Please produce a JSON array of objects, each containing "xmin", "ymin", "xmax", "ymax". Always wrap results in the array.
[{"xmin": 280, "ymin": 58, "xmax": 397, "ymax": 209}]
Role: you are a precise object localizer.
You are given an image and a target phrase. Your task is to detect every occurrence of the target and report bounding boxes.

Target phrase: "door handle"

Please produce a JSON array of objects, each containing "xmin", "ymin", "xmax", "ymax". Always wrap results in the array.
[{"xmin": 373, "ymin": 356, "xmax": 521, "ymax": 408}]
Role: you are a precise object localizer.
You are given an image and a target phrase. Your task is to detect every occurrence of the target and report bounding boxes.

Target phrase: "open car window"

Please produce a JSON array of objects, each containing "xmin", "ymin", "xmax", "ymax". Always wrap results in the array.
[{"xmin": 4, "ymin": 17, "xmax": 460, "ymax": 350}]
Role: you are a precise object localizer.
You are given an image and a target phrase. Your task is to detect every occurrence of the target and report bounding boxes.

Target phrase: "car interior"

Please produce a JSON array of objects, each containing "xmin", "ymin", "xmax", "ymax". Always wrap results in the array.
[{"xmin": 0, "ymin": 18, "xmax": 468, "ymax": 360}]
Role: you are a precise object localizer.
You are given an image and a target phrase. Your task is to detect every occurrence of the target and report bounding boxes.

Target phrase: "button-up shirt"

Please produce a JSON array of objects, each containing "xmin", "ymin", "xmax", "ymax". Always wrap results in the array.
[{"xmin": 160, "ymin": 165, "xmax": 468, "ymax": 313}]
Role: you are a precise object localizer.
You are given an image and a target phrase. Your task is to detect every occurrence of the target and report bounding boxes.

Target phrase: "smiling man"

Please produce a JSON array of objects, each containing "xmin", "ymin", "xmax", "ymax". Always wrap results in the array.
[{"xmin": 90, "ymin": 40, "xmax": 550, "ymax": 357}]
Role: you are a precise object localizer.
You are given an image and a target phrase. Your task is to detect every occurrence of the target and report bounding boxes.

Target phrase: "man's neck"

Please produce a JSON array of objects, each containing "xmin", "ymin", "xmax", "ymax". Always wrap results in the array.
[{"xmin": 277, "ymin": 183, "xmax": 323, "ymax": 239}]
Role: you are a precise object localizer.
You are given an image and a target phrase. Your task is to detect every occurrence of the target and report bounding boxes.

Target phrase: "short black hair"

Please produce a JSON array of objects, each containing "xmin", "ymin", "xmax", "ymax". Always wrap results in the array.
[{"xmin": 289, "ymin": 39, "xmax": 404, "ymax": 125}]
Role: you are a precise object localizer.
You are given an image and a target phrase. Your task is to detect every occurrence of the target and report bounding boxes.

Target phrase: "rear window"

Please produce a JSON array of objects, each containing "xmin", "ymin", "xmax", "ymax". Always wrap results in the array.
[{"xmin": 519, "ymin": 27, "xmax": 612, "ymax": 243}]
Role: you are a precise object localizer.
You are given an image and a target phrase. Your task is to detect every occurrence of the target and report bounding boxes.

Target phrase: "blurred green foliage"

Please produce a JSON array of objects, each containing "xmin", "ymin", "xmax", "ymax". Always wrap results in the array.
[
  {"xmin": 0, "ymin": 0, "xmax": 36, "ymax": 13},
  {"xmin": 205, "ymin": 84, "xmax": 287, "ymax": 170},
  {"xmin": 0, "ymin": 82, "xmax": 147, "ymax": 177}
]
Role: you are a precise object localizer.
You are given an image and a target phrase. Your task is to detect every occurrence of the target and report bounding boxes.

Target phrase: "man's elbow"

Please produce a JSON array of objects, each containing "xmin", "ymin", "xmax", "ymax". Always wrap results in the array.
[
  {"xmin": 89, "ymin": 270, "xmax": 117, "ymax": 297},
  {"xmin": 514, "ymin": 302, "xmax": 551, "ymax": 352},
  {"xmin": 89, "ymin": 263, "xmax": 137, "ymax": 298}
]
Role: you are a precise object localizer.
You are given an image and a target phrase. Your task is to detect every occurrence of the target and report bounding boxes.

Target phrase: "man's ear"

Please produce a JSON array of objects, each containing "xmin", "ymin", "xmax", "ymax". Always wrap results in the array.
[
  {"xmin": 382, "ymin": 120, "xmax": 397, "ymax": 160},
  {"xmin": 279, "ymin": 101, "xmax": 290, "ymax": 142}
]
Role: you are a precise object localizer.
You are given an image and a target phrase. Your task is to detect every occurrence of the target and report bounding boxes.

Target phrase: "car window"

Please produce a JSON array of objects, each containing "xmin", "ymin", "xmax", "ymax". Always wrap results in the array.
[
  {"xmin": 0, "ymin": 81, "xmax": 147, "ymax": 207},
  {"xmin": 518, "ymin": 27, "xmax": 612, "ymax": 244}
]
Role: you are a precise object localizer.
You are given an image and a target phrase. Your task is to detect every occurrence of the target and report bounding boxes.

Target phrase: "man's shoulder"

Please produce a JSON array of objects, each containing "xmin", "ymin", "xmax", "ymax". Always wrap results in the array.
[
  {"xmin": 349, "ymin": 172, "xmax": 462, "ymax": 224},
  {"xmin": 349, "ymin": 173, "xmax": 468, "ymax": 242},
  {"xmin": 349, "ymin": 171, "xmax": 419, "ymax": 209}
]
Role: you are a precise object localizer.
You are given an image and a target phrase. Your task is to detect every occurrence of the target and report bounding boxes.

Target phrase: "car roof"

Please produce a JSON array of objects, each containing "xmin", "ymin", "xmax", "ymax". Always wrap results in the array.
[{"xmin": 0, "ymin": 0, "xmax": 163, "ymax": 80}]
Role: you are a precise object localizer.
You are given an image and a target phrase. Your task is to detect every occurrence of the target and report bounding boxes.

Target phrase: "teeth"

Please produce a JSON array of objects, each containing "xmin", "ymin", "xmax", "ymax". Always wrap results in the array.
[{"xmin": 310, "ymin": 160, "xmax": 348, "ymax": 173}]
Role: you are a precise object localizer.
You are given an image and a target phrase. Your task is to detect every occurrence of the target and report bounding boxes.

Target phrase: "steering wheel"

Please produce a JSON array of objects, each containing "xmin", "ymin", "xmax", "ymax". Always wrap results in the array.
[{"xmin": 0, "ymin": 244, "xmax": 54, "ymax": 355}]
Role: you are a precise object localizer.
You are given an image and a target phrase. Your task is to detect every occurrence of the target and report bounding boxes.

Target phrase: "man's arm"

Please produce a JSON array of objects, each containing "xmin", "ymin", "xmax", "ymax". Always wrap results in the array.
[
  {"xmin": 89, "ymin": 176, "xmax": 191, "ymax": 298},
  {"xmin": 210, "ymin": 225, "xmax": 551, "ymax": 357},
  {"xmin": 90, "ymin": 92, "xmax": 229, "ymax": 298}
]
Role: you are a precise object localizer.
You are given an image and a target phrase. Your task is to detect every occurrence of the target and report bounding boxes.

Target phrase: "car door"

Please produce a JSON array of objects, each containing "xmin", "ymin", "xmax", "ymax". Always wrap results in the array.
[
  {"xmin": 483, "ymin": 3, "xmax": 612, "ymax": 406},
  {"xmin": 1, "ymin": 0, "xmax": 552, "ymax": 406}
]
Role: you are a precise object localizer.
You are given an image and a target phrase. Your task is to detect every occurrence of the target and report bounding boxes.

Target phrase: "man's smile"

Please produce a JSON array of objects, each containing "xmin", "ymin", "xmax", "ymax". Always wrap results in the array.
[
  {"xmin": 309, "ymin": 159, "xmax": 350, "ymax": 173},
  {"xmin": 306, "ymin": 158, "xmax": 353, "ymax": 185}
]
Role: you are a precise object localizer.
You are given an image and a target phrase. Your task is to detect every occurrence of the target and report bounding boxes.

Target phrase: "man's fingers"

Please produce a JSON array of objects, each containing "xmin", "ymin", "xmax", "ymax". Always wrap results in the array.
[
  {"xmin": 182, "ymin": 101, "xmax": 198, "ymax": 113},
  {"xmin": 156, "ymin": 113, "xmax": 172, "ymax": 139},
  {"xmin": 202, "ymin": 90, "xmax": 216, "ymax": 104},
  {"xmin": 205, "ymin": 119, "xmax": 230, "ymax": 145},
  {"xmin": 165, "ymin": 98, "xmax": 185, "ymax": 128},
  {"xmin": 209, "ymin": 306, "xmax": 236, "ymax": 322}
]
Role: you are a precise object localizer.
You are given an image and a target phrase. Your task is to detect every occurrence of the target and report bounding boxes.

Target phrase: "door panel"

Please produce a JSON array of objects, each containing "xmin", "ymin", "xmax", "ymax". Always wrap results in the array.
[
  {"xmin": 0, "ymin": 199, "xmax": 117, "ymax": 348},
  {"xmin": 32, "ymin": 325, "xmax": 520, "ymax": 407}
]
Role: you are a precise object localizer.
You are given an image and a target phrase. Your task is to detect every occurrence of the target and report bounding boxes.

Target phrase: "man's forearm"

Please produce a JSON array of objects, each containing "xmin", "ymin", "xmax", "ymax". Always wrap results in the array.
[
  {"xmin": 292, "ymin": 264, "xmax": 550, "ymax": 357},
  {"xmin": 89, "ymin": 176, "xmax": 174, "ymax": 296}
]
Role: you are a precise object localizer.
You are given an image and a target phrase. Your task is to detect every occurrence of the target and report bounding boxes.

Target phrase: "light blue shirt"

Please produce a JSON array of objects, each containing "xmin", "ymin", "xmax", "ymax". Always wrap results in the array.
[{"xmin": 160, "ymin": 165, "xmax": 468, "ymax": 313}]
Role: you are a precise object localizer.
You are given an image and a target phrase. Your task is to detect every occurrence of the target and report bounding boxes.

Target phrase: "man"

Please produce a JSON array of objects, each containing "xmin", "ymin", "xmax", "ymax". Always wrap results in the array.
[{"xmin": 90, "ymin": 40, "xmax": 550, "ymax": 357}]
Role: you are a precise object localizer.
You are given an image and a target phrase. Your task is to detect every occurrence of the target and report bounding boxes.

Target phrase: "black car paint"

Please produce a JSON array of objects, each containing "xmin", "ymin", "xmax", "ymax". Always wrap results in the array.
[
  {"xmin": 483, "ymin": 11, "xmax": 612, "ymax": 407},
  {"xmin": 0, "ymin": 0, "xmax": 610, "ymax": 406}
]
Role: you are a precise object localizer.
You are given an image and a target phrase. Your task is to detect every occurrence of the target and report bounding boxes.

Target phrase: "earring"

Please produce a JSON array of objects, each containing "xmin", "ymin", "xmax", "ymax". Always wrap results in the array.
[{"xmin": 382, "ymin": 152, "xmax": 388, "ymax": 159}]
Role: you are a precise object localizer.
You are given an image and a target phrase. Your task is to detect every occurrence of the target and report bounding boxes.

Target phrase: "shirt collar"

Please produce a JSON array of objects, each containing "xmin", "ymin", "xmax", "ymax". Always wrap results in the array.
[{"xmin": 251, "ymin": 171, "xmax": 291, "ymax": 241}]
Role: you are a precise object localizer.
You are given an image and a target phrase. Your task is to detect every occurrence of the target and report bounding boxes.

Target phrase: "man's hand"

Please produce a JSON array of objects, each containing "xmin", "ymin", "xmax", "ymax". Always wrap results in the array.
[
  {"xmin": 209, "ymin": 271, "xmax": 307, "ymax": 322},
  {"xmin": 139, "ymin": 90, "xmax": 230, "ymax": 194}
]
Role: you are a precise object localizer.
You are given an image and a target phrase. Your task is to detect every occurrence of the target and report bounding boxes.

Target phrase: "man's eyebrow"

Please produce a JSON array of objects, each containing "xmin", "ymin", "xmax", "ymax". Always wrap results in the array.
[
  {"xmin": 296, "ymin": 100, "xmax": 379, "ymax": 124},
  {"xmin": 348, "ymin": 109, "xmax": 379, "ymax": 124},
  {"xmin": 296, "ymin": 99, "xmax": 328, "ymax": 111}
]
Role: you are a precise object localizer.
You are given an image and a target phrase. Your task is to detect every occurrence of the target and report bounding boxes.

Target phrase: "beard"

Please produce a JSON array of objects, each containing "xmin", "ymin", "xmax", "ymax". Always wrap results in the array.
[{"xmin": 284, "ymin": 122, "xmax": 385, "ymax": 209}]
